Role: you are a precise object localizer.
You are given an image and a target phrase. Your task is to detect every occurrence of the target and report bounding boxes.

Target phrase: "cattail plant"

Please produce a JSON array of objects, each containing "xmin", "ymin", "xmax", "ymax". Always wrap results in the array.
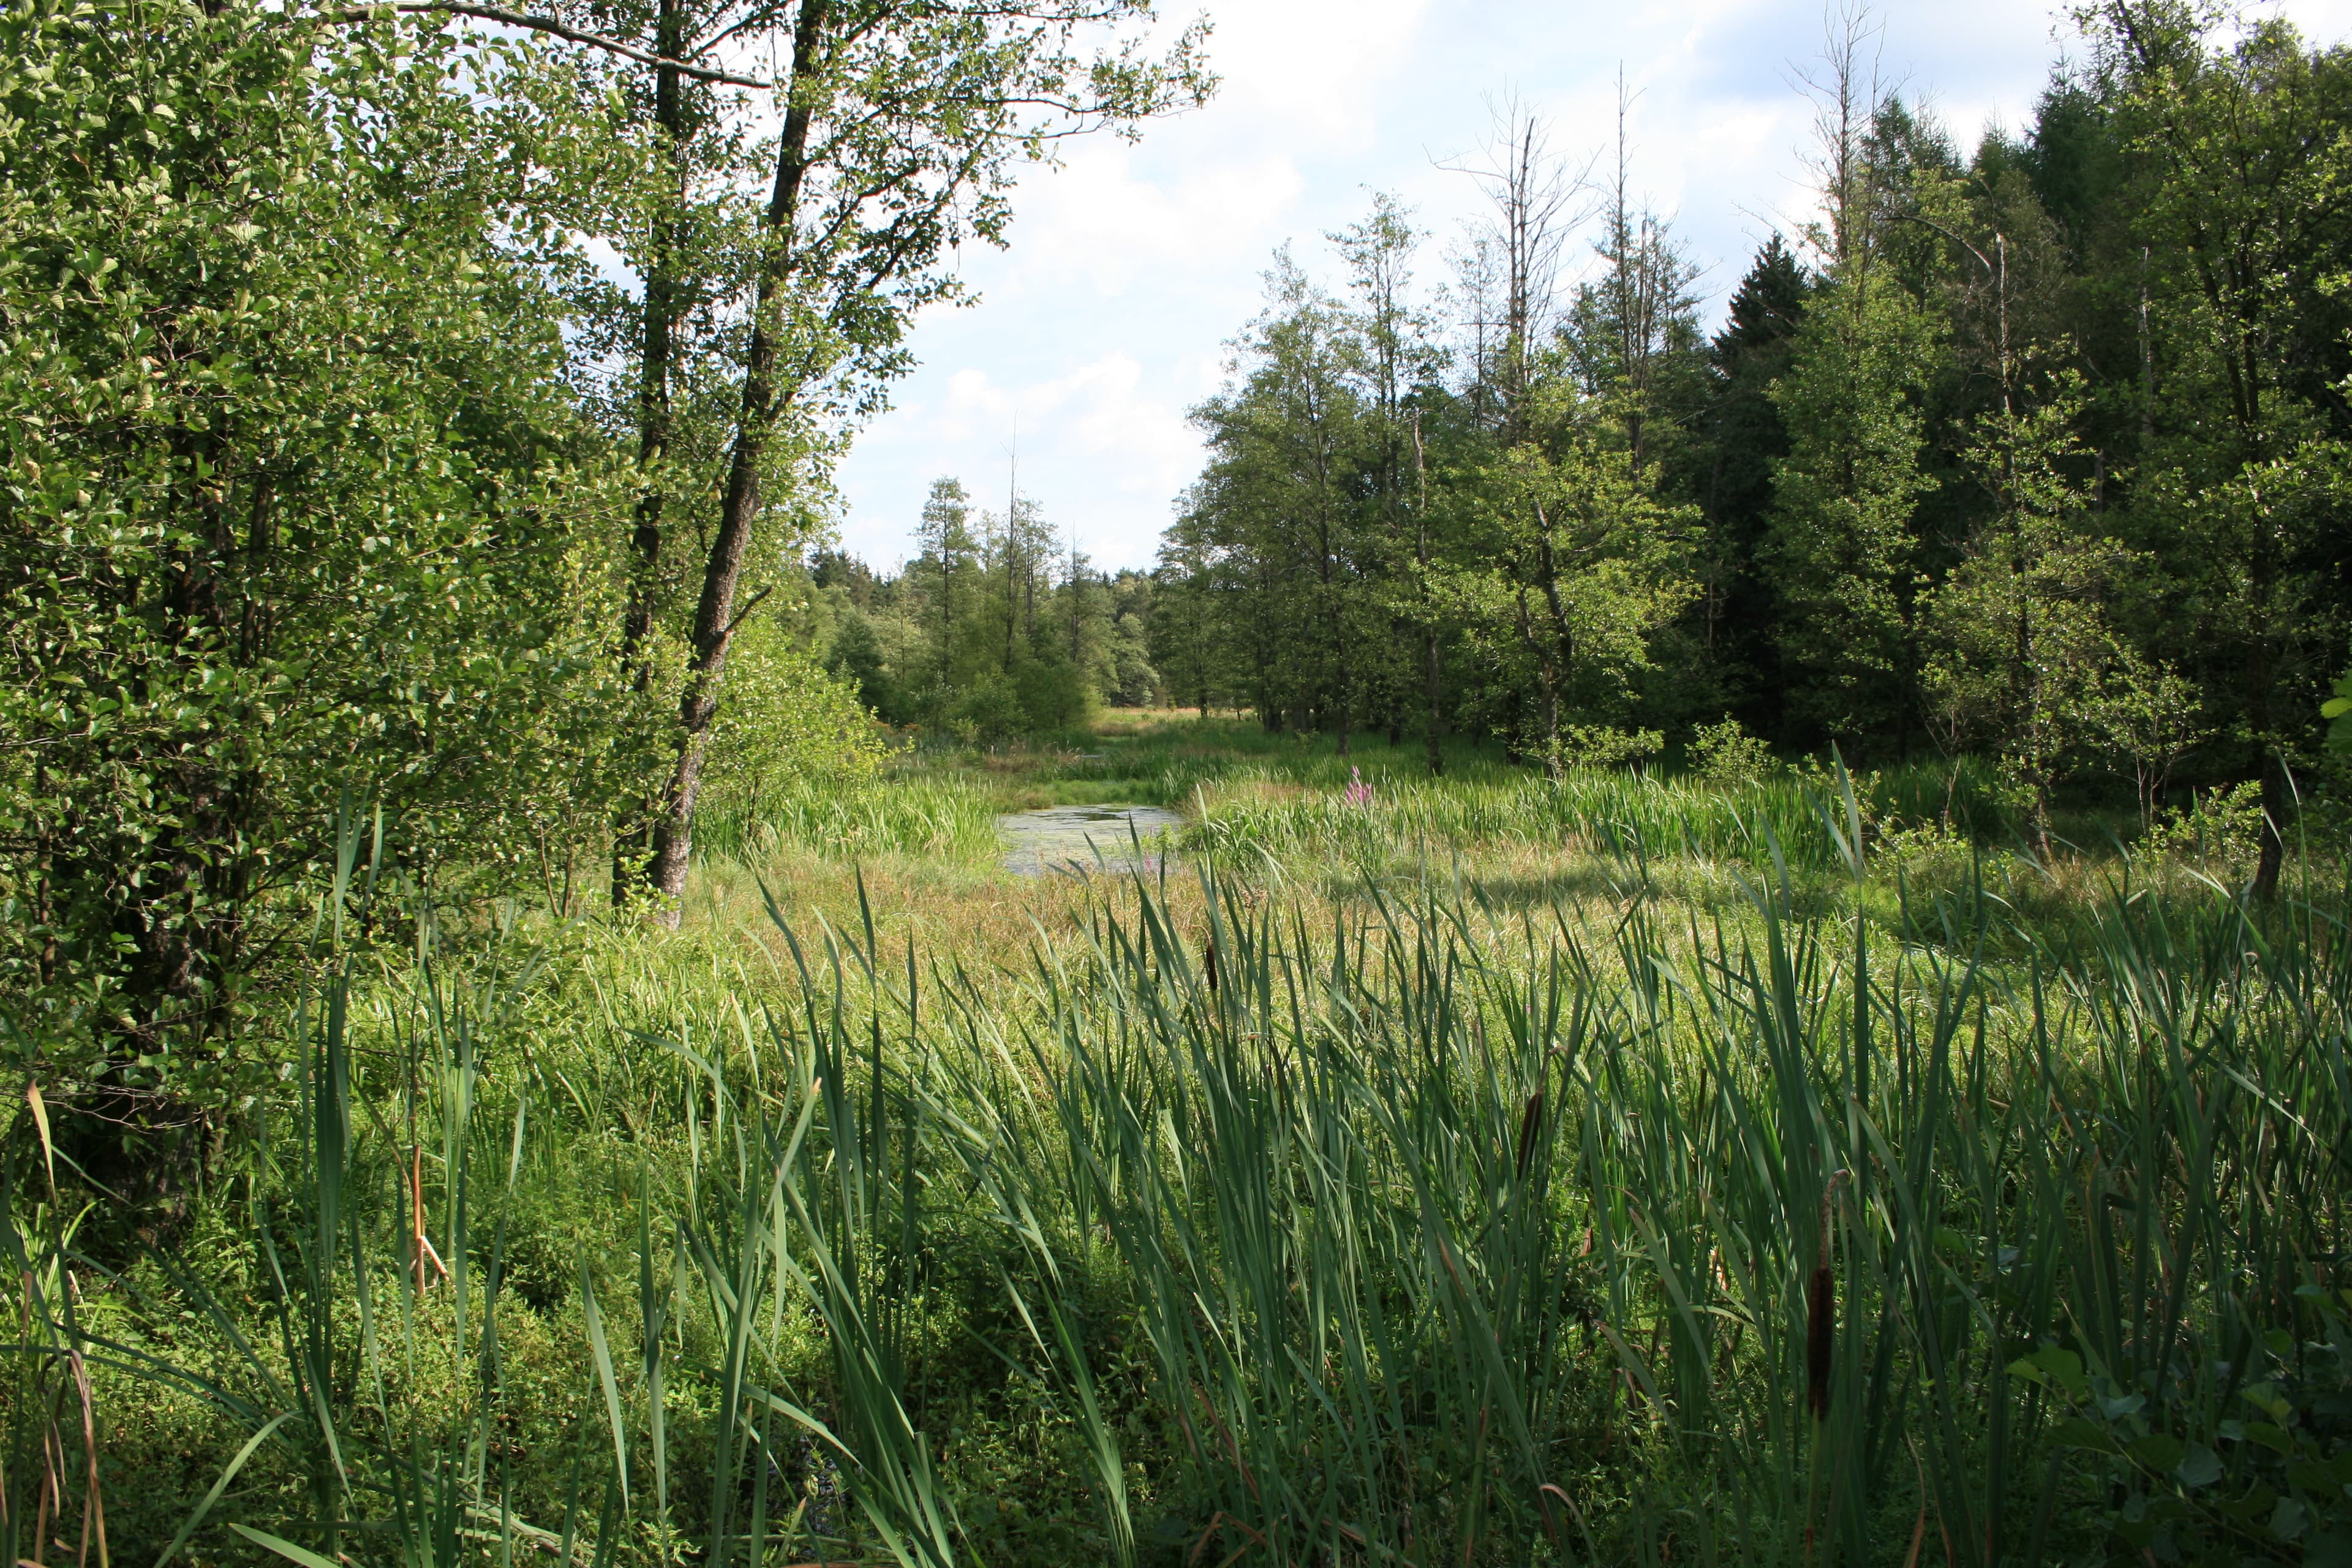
[
  {"xmin": 1807, "ymin": 1170, "xmax": 1848, "ymax": 1425},
  {"xmin": 45, "ymin": 783, "xmax": 2352, "ymax": 1566}
]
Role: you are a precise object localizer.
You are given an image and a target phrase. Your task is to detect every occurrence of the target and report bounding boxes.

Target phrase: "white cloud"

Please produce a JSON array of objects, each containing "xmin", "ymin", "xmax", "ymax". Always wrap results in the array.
[
  {"xmin": 984, "ymin": 141, "xmax": 1306, "ymax": 300},
  {"xmin": 834, "ymin": 351, "xmax": 1205, "ymax": 570},
  {"xmin": 1191, "ymin": 0, "xmax": 1437, "ymax": 143}
]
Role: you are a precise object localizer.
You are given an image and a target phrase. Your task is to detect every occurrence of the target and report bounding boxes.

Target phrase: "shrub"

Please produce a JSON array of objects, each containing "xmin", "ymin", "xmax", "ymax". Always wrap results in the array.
[{"xmin": 1688, "ymin": 718, "xmax": 1778, "ymax": 784}]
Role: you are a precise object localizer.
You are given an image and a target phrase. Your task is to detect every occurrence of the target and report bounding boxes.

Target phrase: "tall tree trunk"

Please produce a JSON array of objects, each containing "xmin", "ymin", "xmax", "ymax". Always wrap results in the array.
[
  {"xmin": 123, "ymin": 428, "xmax": 244, "ymax": 1038},
  {"xmin": 1540, "ymin": 676, "xmax": 1560, "ymax": 780},
  {"xmin": 1425, "ymin": 628, "xmax": 1444, "ymax": 777},
  {"xmin": 2255, "ymin": 758, "xmax": 2286, "ymax": 902},
  {"xmin": 1002, "ymin": 504, "xmax": 1019, "ymax": 674},
  {"xmin": 1513, "ymin": 586, "xmax": 1561, "ymax": 779},
  {"xmin": 642, "ymin": 0, "xmax": 829, "ymax": 921},
  {"xmin": 615, "ymin": 0, "xmax": 682, "ymax": 908}
]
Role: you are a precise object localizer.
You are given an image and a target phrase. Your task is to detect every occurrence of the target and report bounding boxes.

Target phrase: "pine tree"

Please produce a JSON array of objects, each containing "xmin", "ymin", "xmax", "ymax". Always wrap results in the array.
[
  {"xmin": 914, "ymin": 477, "xmax": 977, "ymax": 684},
  {"xmin": 1699, "ymin": 238, "xmax": 1811, "ymax": 731}
]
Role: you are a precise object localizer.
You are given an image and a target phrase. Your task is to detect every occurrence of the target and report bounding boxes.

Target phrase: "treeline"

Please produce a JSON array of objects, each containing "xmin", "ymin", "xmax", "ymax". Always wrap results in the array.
[
  {"xmin": 1158, "ymin": 2, "xmax": 2352, "ymax": 893},
  {"xmin": 0, "ymin": 0, "xmax": 1205, "ymax": 1098},
  {"xmin": 797, "ymin": 481, "xmax": 1161, "ymax": 739}
]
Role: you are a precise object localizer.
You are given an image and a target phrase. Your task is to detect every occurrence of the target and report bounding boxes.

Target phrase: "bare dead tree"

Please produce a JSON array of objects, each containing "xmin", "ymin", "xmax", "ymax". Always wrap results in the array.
[
  {"xmin": 1442, "ymin": 95, "xmax": 1593, "ymax": 438},
  {"xmin": 1596, "ymin": 69, "xmax": 1701, "ymax": 472},
  {"xmin": 1787, "ymin": 2, "xmax": 1892, "ymax": 290}
]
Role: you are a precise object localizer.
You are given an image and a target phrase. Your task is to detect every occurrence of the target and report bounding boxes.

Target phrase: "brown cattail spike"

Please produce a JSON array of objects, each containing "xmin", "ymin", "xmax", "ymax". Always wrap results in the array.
[
  {"xmin": 1806, "ymin": 1266, "xmax": 1834, "ymax": 1422},
  {"xmin": 1514, "ymin": 1088, "xmax": 1544, "ymax": 1182},
  {"xmin": 1807, "ymin": 1169, "xmax": 1850, "ymax": 1423}
]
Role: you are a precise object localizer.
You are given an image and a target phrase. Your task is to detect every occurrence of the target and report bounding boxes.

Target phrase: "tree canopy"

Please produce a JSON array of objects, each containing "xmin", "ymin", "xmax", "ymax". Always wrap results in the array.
[{"xmin": 1145, "ymin": 0, "xmax": 2352, "ymax": 898}]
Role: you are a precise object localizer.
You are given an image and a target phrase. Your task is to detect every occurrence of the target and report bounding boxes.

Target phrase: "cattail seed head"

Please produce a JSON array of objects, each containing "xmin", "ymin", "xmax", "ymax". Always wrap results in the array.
[{"xmin": 1807, "ymin": 1169, "xmax": 1850, "ymax": 1424}]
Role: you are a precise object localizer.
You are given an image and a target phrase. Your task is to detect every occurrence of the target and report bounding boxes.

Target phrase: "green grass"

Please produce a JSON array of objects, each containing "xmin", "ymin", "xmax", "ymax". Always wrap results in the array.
[
  {"xmin": 710, "ymin": 714, "xmax": 2196, "ymax": 895},
  {"xmin": 694, "ymin": 772, "xmax": 1005, "ymax": 864},
  {"xmin": 14, "ymin": 728, "xmax": 2352, "ymax": 1566}
]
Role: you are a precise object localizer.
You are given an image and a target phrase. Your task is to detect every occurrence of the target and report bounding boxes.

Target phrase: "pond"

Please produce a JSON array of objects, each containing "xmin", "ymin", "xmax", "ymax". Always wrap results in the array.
[{"xmin": 998, "ymin": 802, "xmax": 1183, "ymax": 877}]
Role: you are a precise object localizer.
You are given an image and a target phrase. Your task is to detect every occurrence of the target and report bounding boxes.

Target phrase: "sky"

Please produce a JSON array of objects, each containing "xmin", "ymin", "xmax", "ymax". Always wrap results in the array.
[{"xmin": 826, "ymin": 0, "xmax": 2352, "ymax": 575}]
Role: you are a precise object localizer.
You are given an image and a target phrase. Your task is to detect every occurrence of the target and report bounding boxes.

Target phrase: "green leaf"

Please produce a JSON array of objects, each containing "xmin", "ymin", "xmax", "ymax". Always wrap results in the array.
[
  {"xmin": 2289, "ymin": 1459, "xmax": 2339, "ymax": 1494},
  {"xmin": 2305, "ymin": 1527, "xmax": 2352, "ymax": 1568},
  {"xmin": 157, "ymin": 1411, "xmax": 300, "ymax": 1566},
  {"xmin": 2247, "ymin": 1421, "xmax": 2297, "ymax": 1455},
  {"xmin": 579, "ymin": 1253, "xmax": 629, "ymax": 1508},
  {"xmin": 2177, "ymin": 1443, "xmax": 2222, "ymax": 1488},
  {"xmin": 226, "ymin": 1525, "xmax": 342, "ymax": 1568},
  {"xmin": 2024, "ymin": 1346, "xmax": 2089, "ymax": 1400},
  {"xmin": 2051, "ymin": 1416, "xmax": 2119, "ymax": 1452}
]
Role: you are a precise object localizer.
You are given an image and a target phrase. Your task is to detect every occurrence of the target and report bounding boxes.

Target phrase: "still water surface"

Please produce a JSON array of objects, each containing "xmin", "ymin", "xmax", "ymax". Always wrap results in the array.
[{"xmin": 998, "ymin": 803, "xmax": 1182, "ymax": 876}]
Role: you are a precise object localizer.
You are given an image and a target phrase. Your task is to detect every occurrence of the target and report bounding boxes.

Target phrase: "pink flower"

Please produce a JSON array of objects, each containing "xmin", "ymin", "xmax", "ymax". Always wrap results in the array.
[{"xmin": 1343, "ymin": 766, "xmax": 1373, "ymax": 809}]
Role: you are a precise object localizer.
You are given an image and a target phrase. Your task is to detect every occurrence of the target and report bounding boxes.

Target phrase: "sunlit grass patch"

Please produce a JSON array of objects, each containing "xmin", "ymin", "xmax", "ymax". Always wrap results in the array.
[{"xmin": 695, "ymin": 772, "xmax": 1005, "ymax": 864}]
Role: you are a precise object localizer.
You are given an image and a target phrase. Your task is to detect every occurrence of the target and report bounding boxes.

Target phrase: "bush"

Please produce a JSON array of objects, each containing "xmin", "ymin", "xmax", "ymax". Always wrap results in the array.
[
  {"xmin": 1557, "ymin": 724, "xmax": 1665, "ymax": 772},
  {"xmin": 701, "ymin": 618, "xmax": 886, "ymax": 810},
  {"xmin": 0, "ymin": 0, "xmax": 644, "ymax": 1115},
  {"xmin": 1688, "ymin": 718, "xmax": 1778, "ymax": 783},
  {"xmin": 2144, "ymin": 780, "xmax": 2269, "ymax": 871}
]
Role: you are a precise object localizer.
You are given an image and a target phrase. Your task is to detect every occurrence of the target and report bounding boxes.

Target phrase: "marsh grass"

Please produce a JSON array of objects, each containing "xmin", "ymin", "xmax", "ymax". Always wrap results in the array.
[
  {"xmin": 15, "ymin": 757, "xmax": 2352, "ymax": 1566},
  {"xmin": 1178, "ymin": 755, "xmax": 2025, "ymax": 877},
  {"xmin": 693, "ymin": 774, "xmax": 1005, "ymax": 866},
  {"xmin": 0, "ymin": 1159, "xmax": 109, "ymax": 1567},
  {"xmin": 933, "ymin": 827, "xmax": 2352, "ymax": 1564},
  {"xmin": 708, "ymin": 714, "xmax": 2185, "ymax": 926}
]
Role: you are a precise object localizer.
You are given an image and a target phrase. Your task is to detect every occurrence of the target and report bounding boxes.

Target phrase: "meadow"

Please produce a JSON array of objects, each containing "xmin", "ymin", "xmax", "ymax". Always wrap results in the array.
[{"xmin": 13, "ymin": 714, "xmax": 2349, "ymax": 1568}]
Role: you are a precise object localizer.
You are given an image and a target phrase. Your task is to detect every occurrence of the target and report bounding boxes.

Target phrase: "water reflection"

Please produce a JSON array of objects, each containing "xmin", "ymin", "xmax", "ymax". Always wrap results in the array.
[{"xmin": 998, "ymin": 803, "xmax": 1182, "ymax": 877}]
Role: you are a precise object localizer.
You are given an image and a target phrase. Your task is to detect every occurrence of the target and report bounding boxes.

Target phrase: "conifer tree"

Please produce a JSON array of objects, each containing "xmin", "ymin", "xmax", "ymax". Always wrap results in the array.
[{"xmin": 1699, "ymin": 238, "xmax": 1811, "ymax": 728}]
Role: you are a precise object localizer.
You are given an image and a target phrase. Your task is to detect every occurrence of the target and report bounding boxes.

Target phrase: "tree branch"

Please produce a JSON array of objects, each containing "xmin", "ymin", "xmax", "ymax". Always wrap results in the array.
[
  {"xmin": 1882, "ymin": 209, "xmax": 1992, "ymax": 279},
  {"xmin": 328, "ymin": 3, "xmax": 777, "ymax": 89},
  {"xmin": 720, "ymin": 584, "xmax": 775, "ymax": 645}
]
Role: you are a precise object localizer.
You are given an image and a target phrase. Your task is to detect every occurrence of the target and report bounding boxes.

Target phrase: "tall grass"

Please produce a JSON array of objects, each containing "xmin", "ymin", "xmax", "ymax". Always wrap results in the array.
[
  {"xmin": 23, "ymin": 794, "xmax": 2352, "ymax": 1564},
  {"xmin": 1184, "ymin": 757, "xmax": 2019, "ymax": 878},
  {"xmin": 0, "ymin": 1146, "xmax": 108, "ymax": 1566},
  {"xmin": 952, "ymin": 831, "xmax": 2352, "ymax": 1562},
  {"xmin": 693, "ymin": 774, "xmax": 1003, "ymax": 864}
]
